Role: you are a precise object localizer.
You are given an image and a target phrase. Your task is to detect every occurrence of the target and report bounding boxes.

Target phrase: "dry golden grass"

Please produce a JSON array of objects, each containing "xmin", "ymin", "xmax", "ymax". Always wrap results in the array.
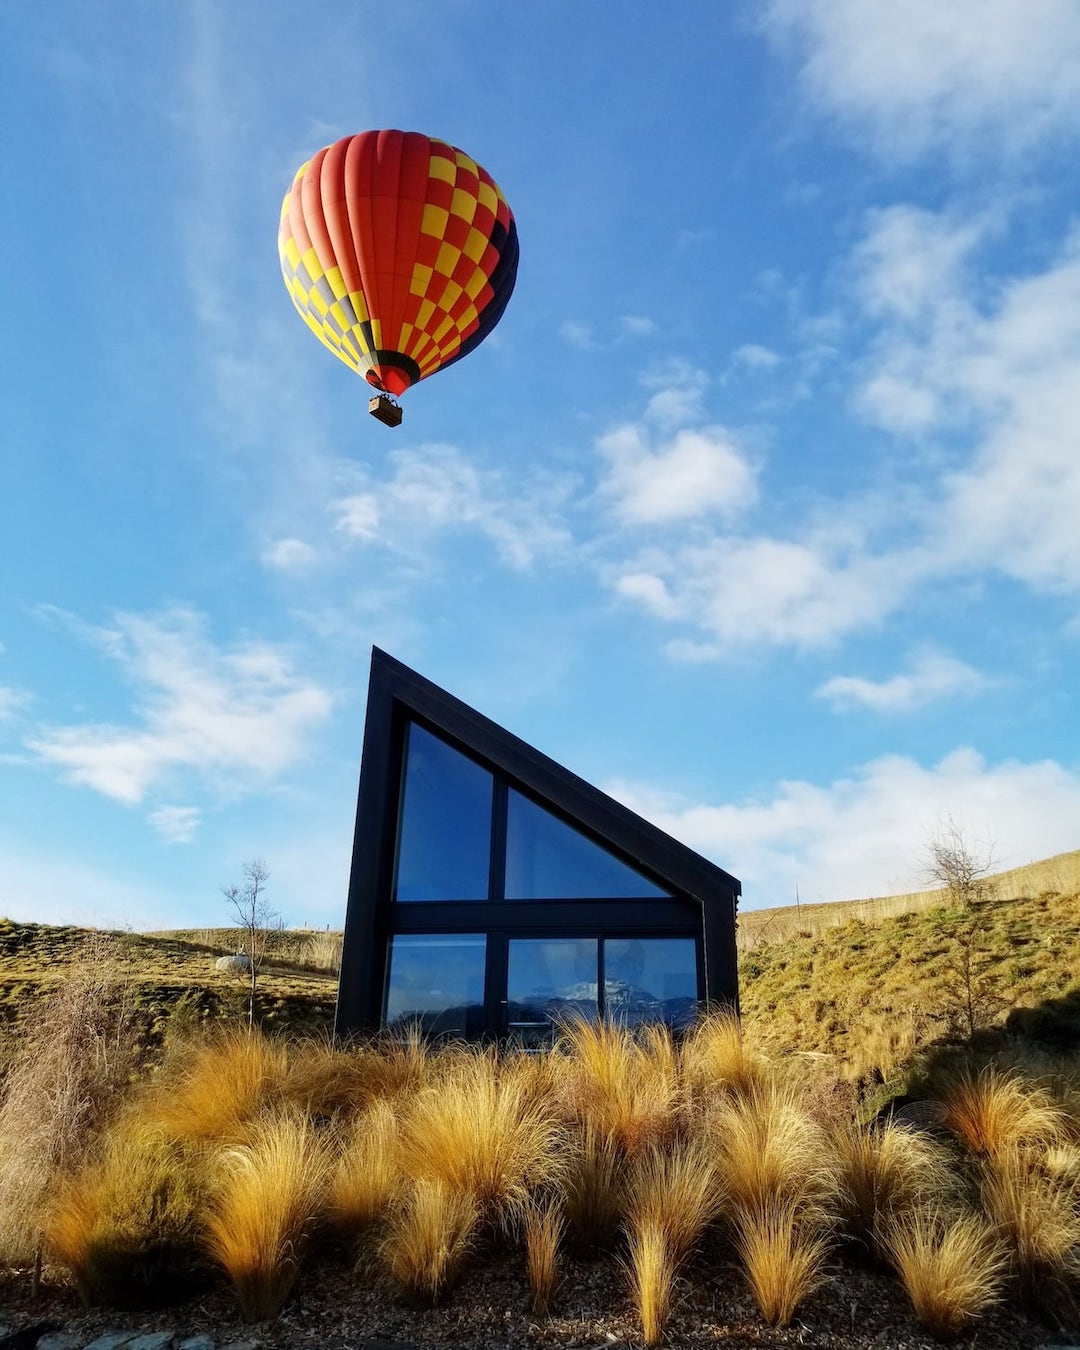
[
  {"xmin": 139, "ymin": 1028, "xmax": 289, "ymax": 1147},
  {"xmin": 523, "ymin": 1200, "xmax": 563, "ymax": 1317},
  {"xmin": 0, "ymin": 935, "xmax": 140, "ymax": 1268},
  {"xmin": 880, "ymin": 1208, "xmax": 1007, "ymax": 1340},
  {"xmin": 980, "ymin": 1148, "xmax": 1080, "ymax": 1297},
  {"xmin": 938, "ymin": 1066, "xmax": 1065, "ymax": 1157},
  {"xmin": 832, "ymin": 1120, "xmax": 952, "ymax": 1252},
  {"xmin": 732, "ymin": 1197, "xmax": 829, "ymax": 1328},
  {"xmin": 709, "ymin": 1079, "xmax": 836, "ymax": 1220},
  {"xmin": 395, "ymin": 1049, "xmax": 561, "ymax": 1231},
  {"xmin": 379, "ymin": 1179, "xmax": 478, "ymax": 1306},
  {"xmin": 624, "ymin": 1218, "xmax": 674, "ymax": 1347},
  {"xmin": 626, "ymin": 1133, "xmax": 723, "ymax": 1264},
  {"xmin": 682, "ymin": 1008, "xmax": 767, "ymax": 1102},
  {"xmin": 204, "ymin": 1109, "xmax": 329, "ymax": 1321},
  {"xmin": 327, "ymin": 1097, "xmax": 400, "ymax": 1240},
  {"xmin": 555, "ymin": 1017, "xmax": 681, "ymax": 1156},
  {"xmin": 45, "ymin": 1123, "xmax": 207, "ymax": 1307},
  {"xmin": 282, "ymin": 1037, "xmax": 391, "ymax": 1119},
  {"xmin": 560, "ymin": 1122, "xmax": 627, "ymax": 1251}
]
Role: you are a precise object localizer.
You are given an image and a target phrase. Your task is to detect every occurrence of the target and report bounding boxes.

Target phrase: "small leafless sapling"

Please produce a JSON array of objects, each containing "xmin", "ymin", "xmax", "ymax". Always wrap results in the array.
[{"xmin": 222, "ymin": 857, "xmax": 282, "ymax": 1027}]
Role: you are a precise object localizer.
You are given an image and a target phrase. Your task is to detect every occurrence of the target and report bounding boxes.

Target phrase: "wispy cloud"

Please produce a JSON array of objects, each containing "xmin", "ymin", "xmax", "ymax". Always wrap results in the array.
[
  {"xmin": 148, "ymin": 804, "xmax": 201, "ymax": 844},
  {"xmin": 761, "ymin": 0, "xmax": 1080, "ymax": 160},
  {"xmin": 817, "ymin": 649, "xmax": 989, "ymax": 713},
  {"xmin": 28, "ymin": 608, "xmax": 333, "ymax": 806},
  {"xmin": 0, "ymin": 688, "xmax": 29, "ymax": 722},
  {"xmin": 261, "ymin": 537, "xmax": 318, "ymax": 571},
  {"xmin": 560, "ymin": 320, "xmax": 598, "ymax": 351},
  {"xmin": 332, "ymin": 444, "xmax": 573, "ymax": 569},
  {"xmin": 608, "ymin": 747, "xmax": 1080, "ymax": 907}
]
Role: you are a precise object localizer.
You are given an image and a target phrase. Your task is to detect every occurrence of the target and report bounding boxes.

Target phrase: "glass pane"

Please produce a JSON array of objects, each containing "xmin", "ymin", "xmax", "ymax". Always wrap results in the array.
[
  {"xmin": 505, "ymin": 790, "xmax": 670, "ymax": 899},
  {"xmin": 507, "ymin": 938, "xmax": 599, "ymax": 1038},
  {"xmin": 384, "ymin": 934, "xmax": 487, "ymax": 1036},
  {"xmin": 395, "ymin": 723, "xmax": 493, "ymax": 901},
  {"xmin": 604, "ymin": 937, "xmax": 699, "ymax": 1027}
]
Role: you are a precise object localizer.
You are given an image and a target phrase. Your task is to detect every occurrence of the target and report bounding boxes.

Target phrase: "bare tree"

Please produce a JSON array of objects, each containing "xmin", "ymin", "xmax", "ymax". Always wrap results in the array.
[
  {"xmin": 923, "ymin": 815, "xmax": 997, "ymax": 911},
  {"xmin": 222, "ymin": 858, "xmax": 281, "ymax": 1027}
]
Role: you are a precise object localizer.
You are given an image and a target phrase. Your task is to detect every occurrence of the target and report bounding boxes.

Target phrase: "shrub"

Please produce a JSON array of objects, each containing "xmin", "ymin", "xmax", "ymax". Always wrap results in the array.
[
  {"xmin": 555, "ymin": 1017, "xmax": 680, "ymax": 1156},
  {"xmin": 0, "ymin": 935, "xmax": 139, "ymax": 1272},
  {"xmin": 380, "ymin": 1179, "xmax": 477, "ymax": 1306},
  {"xmin": 560, "ymin": 1123, "xmax": 627, "ymax": 1252},
  {"xmin": 732, "ymin": 1197, "xmax": 829, "ymax": 1328},
  {"xmin": 523, "ymin": 1200, "xmax": 563, "ymax": 1317},
  {"xmin": 626, "ymin": 1133, "xmax": 722, "ymax": 1265},
  {"xmin": 44, "ymin": 1124, "xmax": 208, "ymax": 1307},
  {"xmin": 326, "ymin": 1098, "xmax": 400, "ymax": 1240},
  {"xmin": 880, "ymin": 1208, "xmax": 1007, "ymax": 1340},
  {"xmin": 938, "ymin": 1066, "xmax": 1065, "ymax": 1157},
  {"xmin": 139, "ymin": 1027, "xmax": 289, "ymax": 1147},
  {"xmin": 395, "ymin": 1049, "xmax": 560, "ymax": 1231},
  {"xmin": 832, "ymin": 1120, "xmax": 952, "ymax": 1254},
  {"xmin": 204, "ymin": 1110, "xmax": 329, "ymax": 1321},
  {"xmin": 624, "ymin": 1218, "xmax": 674, "ymax": 1347},
  {"xmin": 979, "ymin": 1148, "xmax": 1080, "ymax": 1300},
  {"xmin": 682, "ymin": 1008, "xmax": 767, "ymax": 1102}
]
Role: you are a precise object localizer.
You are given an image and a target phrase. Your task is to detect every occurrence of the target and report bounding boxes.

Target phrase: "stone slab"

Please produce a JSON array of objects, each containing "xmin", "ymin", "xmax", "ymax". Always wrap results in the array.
[{"xmin": 125, "ymin": 1336, "xmax": 175, "ymax": 1350}]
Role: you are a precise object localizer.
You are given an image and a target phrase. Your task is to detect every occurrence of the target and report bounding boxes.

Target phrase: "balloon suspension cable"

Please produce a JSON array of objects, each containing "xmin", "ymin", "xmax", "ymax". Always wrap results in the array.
[{"xmin": 368, "ymin": 393, "xmax": 403, "ymax": 427}]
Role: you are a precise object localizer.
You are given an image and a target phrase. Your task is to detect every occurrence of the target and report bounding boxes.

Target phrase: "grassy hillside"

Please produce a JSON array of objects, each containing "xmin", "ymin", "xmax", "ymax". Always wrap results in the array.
[{"xmin": 739, "ymin": 888, "xmax": 1080, "ymax": 1086}]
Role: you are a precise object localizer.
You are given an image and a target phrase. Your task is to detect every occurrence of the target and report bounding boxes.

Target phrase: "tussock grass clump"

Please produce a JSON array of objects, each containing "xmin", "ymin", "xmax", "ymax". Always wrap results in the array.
[
  {"xmin": 938, "ymin": 1065, "xmax": 1065, "ymax": 1157},
  {"xmin": 710, "ymin": 1079, "xmax": 836, "ymax": 1220},
  {"xmin": 204, "ymin": 1110, "xmax": 329, "ymax": 1321},
  {"xmin": 380, "ymin": 1179, "xmax": 478, "ymax": 1306},
  {"xmin": 140, "ymin": 1028, "xmax": 289, "ymax": 1147},
  {"xmin": 881, "ymin": 1208, "xmax": 1006, "ymax": 1340},
  {"xmin": 395, "ymin": 1049, "xmax": 560, "ymax": 1231},
  {"xmin": 732, "ymin": 1197, "xmax": 829, "ymax": 1328},
  {"xmin": 45, "ymin": 1123, "xmax": 209, "ymax": 1307},
  {"xmin": 625, "ymin": 1219, "xmax": 674, "ymax": 1347},
  {"xmin": 560, "ymin": 1123, "xmax": 627, "ymax": 1251},
  {"xmin": 832, "ymin": 1120, "xmax": 952, "ymax": 1254},
  {"xmin": 626, "ymin": 1134, "xmax": 723, "ymax": 1265},
  {"xmin": 523, "ymin": 1200, "xmax": 563, "ymax": 1317},
  {"xmin": 682, "ymin": 1008, "xmax": 767, "ymax": 1102},
  {"xmin": 555, "ymin": 1017, "xmax": 681, "ymax": 1157},
  {"xmin": 979, "ymin": 1148, "xmax": 1080, "ymax": 1298},
  {"xmin": 327, "ymin": 1098, "xmax": 400, "ymax": 1240},
  {"xmin": 0, "ymin": 936, "xmax": 140, "ymax": 1269}
]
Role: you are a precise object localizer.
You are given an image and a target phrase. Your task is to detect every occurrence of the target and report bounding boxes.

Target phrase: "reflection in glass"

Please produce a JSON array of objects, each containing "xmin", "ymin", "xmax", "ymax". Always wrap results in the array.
[
  {"xmin": 507, "ymin": 938, "xmax": 599, "ymax": 1038},
  {"xmin": 384, "ymin": 934, "xmax": 487, "ymax": 1036},
  {"xmin": 395, "ymin": 723, "xmax": 493, "ymax": 901},
  {"xmin": 505, "ymin": 791, "xmax": 670, "ymax": 899},
  {"xmin": 604, "ymin": 937, "xmax": 699, "ymax": 1027}
]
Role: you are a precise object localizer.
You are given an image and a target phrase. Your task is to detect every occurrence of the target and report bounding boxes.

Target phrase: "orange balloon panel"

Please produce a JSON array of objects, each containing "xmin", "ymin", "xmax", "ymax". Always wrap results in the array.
[{"xmin": 279, "ymin": 130, "xmax": 518, "ymax": 398}]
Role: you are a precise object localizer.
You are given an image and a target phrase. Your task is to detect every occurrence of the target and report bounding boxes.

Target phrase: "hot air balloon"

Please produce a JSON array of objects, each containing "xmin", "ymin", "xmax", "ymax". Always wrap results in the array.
[{"xmin": 279, "ymin": 130, "xmax": 519, "ymax": 426}]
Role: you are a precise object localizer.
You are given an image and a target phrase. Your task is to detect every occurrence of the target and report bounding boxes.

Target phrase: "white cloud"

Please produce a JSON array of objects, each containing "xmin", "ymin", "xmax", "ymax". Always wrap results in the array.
[
  {"xmin": 613, "ymin": 534, "xmax": 922, "ymax": 651},
  {"xmin": 261, "ymin": 537, "xmax": 317, "ymax": 570},
  {"xmin": 618, "ymin": 315, "xmax": 657, "ymax": 339},
  {"xmin": 0, "ymin": 688, "xmax": 28, "ymax": 721},
  {"xmin": 148, "ymin": 805, "xmax": 201, "ymax": 844},
  {"xmin": 855, "ymin": 212, "xmax": 1080, "ymax": 593},
  {"xmin": 608, "ymin": 747, "xmax": 1080, "ymax": 907},
  {"xmin": 639, "ymin": 361, "xmax": 710, "ymax": 431},
  {"xmin": 560, "ymin": 320, "xmax": 597, "ymax": 351},
  {"xmin": 732, "ymin": 343, "xmax": 781, "ymax": 371},
  {"xmin": 332, "ymin": 444, "xmax": 572, "ymax": 569},
  {"xmin": 762, "ymin": 0, "xmax": 1080, "ymax": 159},
  {"xmin": 28, "ymin": 609, "xmax": 333, "ymax": 806},
  {"xmin": 817, "ymin": 650, "xmax": 988, "ymax": 712},
  {"xmin": 598, "ymin": 423, "xmax": 758, "ymax": 526}
]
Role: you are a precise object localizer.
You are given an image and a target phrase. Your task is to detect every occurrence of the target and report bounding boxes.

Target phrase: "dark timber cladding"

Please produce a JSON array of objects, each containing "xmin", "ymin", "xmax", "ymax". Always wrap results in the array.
[{"xmin": 334, "ymin": 648, "xmax": 741, "ymax": 1038}]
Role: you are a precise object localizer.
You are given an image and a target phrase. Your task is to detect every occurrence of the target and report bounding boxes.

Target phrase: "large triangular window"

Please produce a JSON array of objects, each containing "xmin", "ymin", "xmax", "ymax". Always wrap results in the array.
[{"xmin": 504, "ymin": 789, "xmax": 669, "ymax": 899}]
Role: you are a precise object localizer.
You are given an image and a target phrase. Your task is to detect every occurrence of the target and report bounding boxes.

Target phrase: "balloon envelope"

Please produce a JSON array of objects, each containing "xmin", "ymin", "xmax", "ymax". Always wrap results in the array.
[{"xmin": 279, "ymin": 130, "xmax": 518, "ymax": 399}]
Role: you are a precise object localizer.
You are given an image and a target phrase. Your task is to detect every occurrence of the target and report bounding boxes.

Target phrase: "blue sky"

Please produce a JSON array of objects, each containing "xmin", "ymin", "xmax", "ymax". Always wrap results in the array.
[{"xmin": 3, "ymin": 1, "xmax": 1080, "ymax": 931}]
